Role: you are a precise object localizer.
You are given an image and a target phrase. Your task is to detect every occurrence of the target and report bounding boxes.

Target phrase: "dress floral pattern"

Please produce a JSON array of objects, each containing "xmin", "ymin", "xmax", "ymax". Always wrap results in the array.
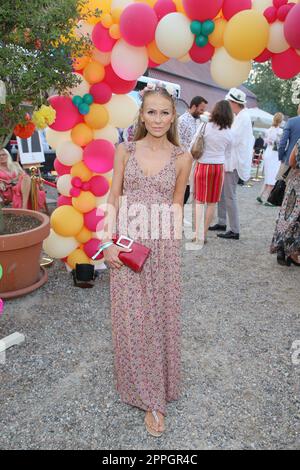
[{"xmin": 110, "ymin": 141, "xmax": 184, "ymax": 416}]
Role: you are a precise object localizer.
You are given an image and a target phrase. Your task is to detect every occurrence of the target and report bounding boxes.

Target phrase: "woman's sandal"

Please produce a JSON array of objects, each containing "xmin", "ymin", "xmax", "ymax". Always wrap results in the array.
[{"xmin": 144, "ymin": 411, "xmax": 164, "ymax": 438}]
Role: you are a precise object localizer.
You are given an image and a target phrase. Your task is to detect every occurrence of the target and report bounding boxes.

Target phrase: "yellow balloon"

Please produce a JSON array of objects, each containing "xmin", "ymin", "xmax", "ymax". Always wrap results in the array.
[
  {"xmin": 102, "ymin": 14, "xmax": 113, "ymax": 28},
  {"xmin": 109, "ymin": 24, "xmax": 121, "ymax": 40},
  {"xmin": 111, "ymin": 8, "xmax": 122, "ymax": 23},
  {"xmin": 224, "ymin": 10, "xmax": 269, "ymax": 61},
  {"xmin": 84, "ymin": 103, "xmax": 109, "ymax": 129},
  {"xmin": 72, "ymin": 191, "xmax": 96, "ymax": 213},
  {"xmin": 71, "ymin": 161, "xmax": 93, "ymax": 182},
  {"xmin": 67, "ymin": 249, "xmax": 91, "ymax": 269},
  {"xmin": 209, "ymin": 18, "xmax": 227, "ymax": 48},
  {"xmin": 76, "ymin": 227, "xmax": 92, "ymax": 244},
  {"xmin": 71, "ymin": 123, "xmax": 94, "ymax": 147},
  {"xmin": 173, "ymin": 0, "xmax": 185, "ymax": 13},
  {"xmin": 211, "ymin": 47, "xmax": 252, "ymax": 89},
  {"xmin": 51, "ymin": 206, "xmax": 84, "ymax": 237}
]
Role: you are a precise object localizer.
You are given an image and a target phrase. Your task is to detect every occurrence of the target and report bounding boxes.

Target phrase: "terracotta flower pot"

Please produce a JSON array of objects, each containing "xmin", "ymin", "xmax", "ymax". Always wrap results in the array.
[{"xmin": 0, "ymin": 208, "xmax": 50, "ymax": 299}]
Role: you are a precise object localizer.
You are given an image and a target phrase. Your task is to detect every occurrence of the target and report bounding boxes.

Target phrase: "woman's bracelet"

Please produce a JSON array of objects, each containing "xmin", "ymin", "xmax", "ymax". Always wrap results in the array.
[{"xmin": 92, "ymin": 241, "xmax": 114, "ymax": 260}]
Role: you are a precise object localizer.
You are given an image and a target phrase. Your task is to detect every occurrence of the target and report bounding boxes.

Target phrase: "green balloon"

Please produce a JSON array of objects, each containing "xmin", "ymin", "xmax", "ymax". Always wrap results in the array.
[
  {"xmin": 72, "ymin": 95, "xmax": 82, "ymax": 107},
  {"xmin": 83, "ymin": 93, "xmax": 94, "ymax": 105},
  {"xmin": 0, "ymin": 264, "xmax": 2, "ymax": 281},
  {"xmin": 202, "ymin": 20, "xmax": 215, "ymax": 37},
  {"xmin": 195, "ymin": 35, "xmax": 208, "ymax": 48},
  {"xmin": 190, "ymin": 20, "xmax": 202, "ymax": 36},
  {"xmin": 78, "ymin": 103, "xmax": 90, "ymax": 115}
]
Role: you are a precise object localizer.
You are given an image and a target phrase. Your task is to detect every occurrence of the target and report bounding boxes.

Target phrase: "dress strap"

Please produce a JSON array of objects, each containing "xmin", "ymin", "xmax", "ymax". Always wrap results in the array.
[
  {"xmin": 172, "ymin": 145, "xmax": 185, "ymax": 159},
  {"xmin": 123, "ymin": 141, "xmax": 136, "ymax": 156}
]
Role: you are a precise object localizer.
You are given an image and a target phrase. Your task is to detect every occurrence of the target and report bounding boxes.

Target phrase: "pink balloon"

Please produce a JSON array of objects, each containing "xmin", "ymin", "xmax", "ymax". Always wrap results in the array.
[
  {"xmin": 254, "ymin": 48, "xmax": 273, "ymax": 63},
  {"xmin": 183, "ymin": 0, "xmax": 223, "ymax": 21},
  {"xmin": 222, "ymin": 0, "xmax": 252, "ymax": 20},
  {"xmin": 48, "ymin": 96, "xmax": 83, "ymax": 131},
  {"xmin": 84, "ymin": 208, "xmax": 105, "ymax": 232},
  {"xmin": 92, "ymin": 23, "xmax": 116, "ymax": 52},
  {"xmin": 89, "ymin": 175, "xmax": 110, "ymax": 197},
  {"xmin": 273, "ymin": 0, "xmax": 288, "ymax": 8},
  {"xmin": 72, "ymin": 177, "xmax": 82, "ymax": 188},
  {"xmin": 82, "ymin": 182, "xmax": 91, "ymax": 191},
  {"xmin": 104, "ymin": 65, "xmax": 137, "ymax": 94},
  {"xmin": 284, "ymin": 4, "xmax": 300, "ymax": 49},
  {"xmin": 57, "ymin": 195, "xmax": 73, "ymax": 206},
  {"xmin": 264, "ymin": 6, "xmax": 278, "ymax": 23},
  {"xmin": 277, "ymin": 4, "xmax": 295, "ymax": 21},
  {"xmin": 83, "ymin": 238, "xmax": 104, "ymax": 260},
  {"xmin": 154, "ymin": 0, "xmax": 176, "ymax": 20},
  {"xmin": 54, "ymin": 158, "xmax": 71, "ymax": 176},
  {"xmin": 90, "ymin": 82, "xmax": 112, "ymax": 104},
  {"xmin": 70, "ymin": 187, "xmax": 81, "ymax": 197},
  {"xmin": 83, "ymin": 139, "xmax": 115, "ymax": 173},
  {"xmin": 189, "ymin": 42, "xmax": 214, "ymax": 64},
  {"xmin": 120, "ymin": 4, "xmax": 158, "ymax": 46},
  {"xmin": 272, "ymin": 48, "xmax": 300, "ymax": 79}
]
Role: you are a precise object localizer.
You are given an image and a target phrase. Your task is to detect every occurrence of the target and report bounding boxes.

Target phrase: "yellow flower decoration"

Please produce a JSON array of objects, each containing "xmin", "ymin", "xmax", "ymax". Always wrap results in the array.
[{"xmin": 32, "ymin": 105, "xmax": 56, "ymax": 129}]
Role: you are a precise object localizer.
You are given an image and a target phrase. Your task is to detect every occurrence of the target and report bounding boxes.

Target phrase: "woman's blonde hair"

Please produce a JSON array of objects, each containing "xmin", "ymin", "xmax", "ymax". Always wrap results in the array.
[
  {"xmin": 0, "ymin": 148, "xmax": 24, "ymax": 176},
  {"xmin": 134, "ymin": 87, "xmax": 180, "ymax": 146},
  {"xmin": 272, "ymin": 112, "xmax": 283, "ymax": 127}
]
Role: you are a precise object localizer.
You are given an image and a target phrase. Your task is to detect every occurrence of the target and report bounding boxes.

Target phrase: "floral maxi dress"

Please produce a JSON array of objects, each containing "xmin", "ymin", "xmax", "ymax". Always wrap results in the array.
[{"xmin": 110, "ymin": 142, "xmax": 183, "ymax": 416}]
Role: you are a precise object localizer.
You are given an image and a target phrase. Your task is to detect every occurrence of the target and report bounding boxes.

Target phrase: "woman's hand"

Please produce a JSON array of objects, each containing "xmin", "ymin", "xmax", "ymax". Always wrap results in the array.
[{"xmin": 102, "ymin": 244, "xmax": 132, "ymax": 269}]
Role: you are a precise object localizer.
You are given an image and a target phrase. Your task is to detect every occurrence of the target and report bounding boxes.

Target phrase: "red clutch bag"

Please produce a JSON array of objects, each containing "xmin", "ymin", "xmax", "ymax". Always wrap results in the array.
[{"xmin": 113, "ymin": 235, "xmax": 151, "ymax": 273}]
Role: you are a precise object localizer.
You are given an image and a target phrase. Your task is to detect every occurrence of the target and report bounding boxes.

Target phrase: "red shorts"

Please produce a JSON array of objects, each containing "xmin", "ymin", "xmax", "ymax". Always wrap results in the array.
[{"xmin": 194, "ymin": 163, "xmax": 224, "ymax": 203}]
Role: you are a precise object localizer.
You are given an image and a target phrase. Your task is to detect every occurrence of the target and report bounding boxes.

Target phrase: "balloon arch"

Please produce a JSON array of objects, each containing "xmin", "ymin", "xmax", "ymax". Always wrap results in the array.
[{"xmin": 43, "ymin": 0, "xmax": 300, "ymax": 268}]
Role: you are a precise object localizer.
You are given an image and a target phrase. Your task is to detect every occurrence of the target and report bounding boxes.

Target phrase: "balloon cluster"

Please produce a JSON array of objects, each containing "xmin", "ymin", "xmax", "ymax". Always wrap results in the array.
[{"xmin": 43, "ymin": 0, "xmax": 300, "ymax": 269}]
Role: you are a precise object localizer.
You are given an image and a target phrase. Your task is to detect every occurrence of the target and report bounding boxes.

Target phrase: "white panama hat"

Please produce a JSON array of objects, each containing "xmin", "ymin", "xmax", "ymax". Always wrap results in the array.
[{"xmin": 225, "ymin": 88, "xmax": 247, "ymax": 105}]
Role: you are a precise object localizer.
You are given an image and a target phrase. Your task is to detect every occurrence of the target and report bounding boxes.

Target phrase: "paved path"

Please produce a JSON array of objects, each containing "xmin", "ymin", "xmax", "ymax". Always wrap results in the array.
[{"xmin": 0, "ymin": 182, "xmax": 299, "ymax": 450}]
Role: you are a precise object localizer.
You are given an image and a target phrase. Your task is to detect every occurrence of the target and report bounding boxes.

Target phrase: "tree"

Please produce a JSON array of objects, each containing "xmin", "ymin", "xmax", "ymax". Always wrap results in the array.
[{"xmin": 246, "ymin": 62, "xmax": 299, "ymax": 118}]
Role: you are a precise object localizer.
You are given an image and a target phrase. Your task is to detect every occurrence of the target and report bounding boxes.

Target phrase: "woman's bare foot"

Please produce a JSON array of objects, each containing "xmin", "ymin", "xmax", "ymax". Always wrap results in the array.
[{"xmin": 145, "ymin": 411, "xmax": 165, "ymax": 435}]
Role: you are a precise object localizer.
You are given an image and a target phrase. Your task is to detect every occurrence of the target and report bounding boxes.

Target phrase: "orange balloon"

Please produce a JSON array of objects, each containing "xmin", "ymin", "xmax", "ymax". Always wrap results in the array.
[
  {"xmin": 109, "ymin": 24, "xmax": 121, "ymax": 40},
  {"xmin": 51, "ymin": 206, "xmax": 84, "ymax": 237},
  {"xmin": 102, "ymin": 13, "xmax": 113, "ymax": 28},
  {"xmin": 111, "ymin": 8, "xmax": 122, "ymax": 23},
  {"xmin": 173, "ymin": 0, "xmax": 185, "ymax": 13},
  {"xmin": 147, "ymin": 40, "xmax": 169, "ymax": 64},
  {"xmin": 209, "ymin": 18, "xmax": 227, "ymax": 48},
  {"xmin": 71, "ymin": 161, "xmax": 93, "ymax": 182},
  {"xmin": 71, "ymin": 123, "xmax": 93, "ymax": 147},
  {"xmin": 76, "ymin": 227, "xmax": 92, "ymax": 243},
  {"xmin": 84, "ymin": 103, "xmax": 109, "ymax": 129},
  {"xmin": 67, "ymin": 248, "xmax": 91, "ymax": 269},
  {"xmin": 72, "ymin": 55, "xmax": 91, "ymax": 71},
  {"xmin": 83, "ymin": 61, "xmax": 105, "ymax": 84},
  {"xmin": 72, "ymin": 191, "xmax": 96, "ymax": 213}
]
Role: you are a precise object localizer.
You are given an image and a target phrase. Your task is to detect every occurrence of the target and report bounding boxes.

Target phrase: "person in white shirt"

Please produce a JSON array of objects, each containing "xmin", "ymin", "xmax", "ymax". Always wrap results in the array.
[
  {"xmin": 209, "ymin": 88, "xmax": 254, "ymax": 240},
  {"xmin": 178, "ymin": 96, "xmax": 208, "ymax": 204},
  {"xmin": 190, "ymin": 100, "xmax": 233, "ymax": 242}
]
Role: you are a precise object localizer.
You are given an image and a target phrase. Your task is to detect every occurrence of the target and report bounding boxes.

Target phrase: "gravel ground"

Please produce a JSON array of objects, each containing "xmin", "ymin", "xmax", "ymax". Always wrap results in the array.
[{"xmin": 0, "ymin": 181, "xmax": 300, "ymax": 450}]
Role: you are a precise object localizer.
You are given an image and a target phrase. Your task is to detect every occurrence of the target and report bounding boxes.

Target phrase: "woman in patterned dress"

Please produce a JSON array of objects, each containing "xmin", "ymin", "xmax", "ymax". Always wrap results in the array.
[
  {"xmin": 270, "ymin": 138, "xmax": 300, "ymax": 266},
  {"xmin": 101, "ymin": 87, "xmax": 192, "ymax": 437}
]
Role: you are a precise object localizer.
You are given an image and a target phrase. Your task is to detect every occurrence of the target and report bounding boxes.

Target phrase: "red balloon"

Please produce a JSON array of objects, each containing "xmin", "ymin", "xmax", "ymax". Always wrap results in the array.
[
  {"xmin": 57, "ymin": 195, "xmax": 72, "ymax": 206},
  {"xmin": 72, "ymin": 177, "xmax": 82, "ymax": 188},
  {"xmin": 277, "ymin": 4, "xmax": 295, "ymax": 21},
  {"xmin": 272, "ymin": 48, "xmax": 300, "ymax": 79},
  {"xmin": 83, "ymin": 238, "xmax": 104, "ymax": 261},
  {"xmin": 183, "ymin": 0, "xmax": 223, "ymax": 21},
  {"xmin": 92, "ymin": 22, "xmax": 116, "ymax": 52},
  {"xmin": 154, "ymin": 0, "xmax": 176, "ymax": 20},
  {"xmin": 264, "ymin": 6, "xmax": 278, "ymax": 23},
  {"xmin": 89, "ymin": 175, "xmax": 110, "ymax": 197},
  {"xmin": 254, "ymin": 48, "xmax": 273, "ymax": 62},
  {"xmin": 189, "ymin": 42, "xmax": 214, "ymax": 64},
  {"xmin": 54, "ymin": 158, "xmax": 71, "ymax": 176},
  {"xmin": 83, "ymin": 139, "xmax": 115, "ymax": 173},
  {"xmin": 222, "ymin": 0, "xmax": 252, "ymax": 20},
  {"xmin": 70, "ymin": 187, "xmax": 81, "ymax": 197},
  {"xmin": 273, "ymin": 0, "xmax": 288, "ymax": 8},
  {"xmin": 104, "ymin": 65, "xmax": 137, "ymax": 94},
  {"xmin": 120, "ymin": 4, "xmax": 158, "ymax": 46},
  {"xmin": 90, "ymin": 82, "xmax": 112, "ymax": 104},
  {"xmin": 48, "ymin": 96, "xmax": 83, "ymax": 131},
  {"xmin": 84, "ymin": 208, "xmax": 105, "ymax": 232},
  {"xmin": 284, "ymin": 4, "xmax": 300, "ymax": 49}
]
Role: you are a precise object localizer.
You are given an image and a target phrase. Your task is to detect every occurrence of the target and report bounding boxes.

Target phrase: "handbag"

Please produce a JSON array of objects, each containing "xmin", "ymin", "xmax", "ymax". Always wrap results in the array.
[
  {"xmin": 190, "ymin": 122, "xmax": 207, "ymax": 160},
  {"xmin": 112, "ymin": 235, "xmax": 151, "ymax": 273},
  {"xmin": 267, "ymin": 167, "xmax": 291, "ymax": 206}
]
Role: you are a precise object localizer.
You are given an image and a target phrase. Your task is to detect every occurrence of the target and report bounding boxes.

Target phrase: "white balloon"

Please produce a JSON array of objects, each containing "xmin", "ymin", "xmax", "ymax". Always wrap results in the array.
[
  {"xmin": 56, "ymin": 174, "xmax": 73, "ymax": 197},
  {"xmin": 43, "ymin": 229, "xmax": 79, "ymax": 259},
  {"xmin": 252, "ymin": 0, "xmax": 273, "ymax": 13},
  {"xmin": 111, "ymin": 40, "xmax": 148, "ymax": 81},
  {"xmin": 93, "ymin": 125, "xmax": 119, "ymax": 144},
  {"xmin": 155, "ymin": 13, "xmax": 194, "ymax": 59},
  {"xmin": 92, "ymin": 48, "xmax": 111, "ymax": 66},
  {"xmin": 67, "ymin": 73, "xmax": 90, "ymax": 97},
  {"xmin": 268, "ymin": 21, "xmax": 289, "ymax": 53},
  {"xmin": 106, "ymin": 94, "xmax": 139, "ymax": 128},
  {"xmin": 45, "ymin": 128, "xmax": 71, "ymax": 150},
  {"xmin": 111, "ymin": 0, "xmax": 132, "ymax": 8},
  {"xmin": 210, "ymin": 47, "xmax": 252, "ymax": 89},
  {"xmin": 56, "ymin": 141, "xmax": 83, "ymax": 166}
]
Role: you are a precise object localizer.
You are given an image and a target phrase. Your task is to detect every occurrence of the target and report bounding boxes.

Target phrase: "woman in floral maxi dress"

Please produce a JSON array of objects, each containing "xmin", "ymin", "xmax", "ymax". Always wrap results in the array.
[{"xmin": 101, "ymin": 87, "xmax": 192, "ymax": 437}]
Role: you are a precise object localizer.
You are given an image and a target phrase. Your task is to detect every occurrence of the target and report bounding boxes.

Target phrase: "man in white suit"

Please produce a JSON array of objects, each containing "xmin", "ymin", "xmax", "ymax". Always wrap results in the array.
[{"xmin": 209, "ymin": 88, "xmax": 254, "ymax": 239}]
